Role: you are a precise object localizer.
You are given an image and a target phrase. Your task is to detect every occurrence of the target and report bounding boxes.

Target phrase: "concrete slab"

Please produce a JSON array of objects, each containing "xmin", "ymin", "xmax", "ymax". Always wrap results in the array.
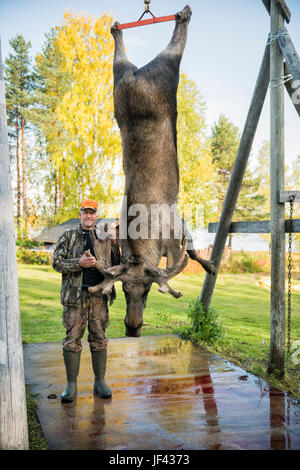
[{"xmin": 23, "ymin": 335, "xmax": 300, "ymax": 450}]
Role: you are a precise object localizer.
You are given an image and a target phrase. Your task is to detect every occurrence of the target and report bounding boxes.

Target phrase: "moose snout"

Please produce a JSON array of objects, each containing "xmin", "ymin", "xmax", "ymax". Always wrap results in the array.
[{"xmin": 124, "ymin": 320, "xmax": 143, "ymax": 338}]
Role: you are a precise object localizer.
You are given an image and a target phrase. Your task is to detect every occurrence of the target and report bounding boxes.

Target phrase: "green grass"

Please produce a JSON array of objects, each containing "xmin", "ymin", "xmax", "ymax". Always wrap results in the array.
[
  {"xmin": 19, "ymin": 265, "xmax": 300, "ymax": 448},
  {"xmin": 18, "ymin": 266, "xmax": 300, "ymax": 369},
  {"xmin": 26, "ymin": 387, "xmax": 48, "ymax": 450}
]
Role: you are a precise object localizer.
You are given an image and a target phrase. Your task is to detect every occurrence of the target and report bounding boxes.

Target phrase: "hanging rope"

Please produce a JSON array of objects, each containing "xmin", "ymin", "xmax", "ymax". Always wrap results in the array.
[
  {"xmin": 138, "ymin": 0, "xmax": 154, "ymax": 21},
  {"xmin": 287, "ymin": 196, "xmax": 295, "ymax": 354},
  {"xmin": 269, "ymin": 73, "xmax": 293, "ymax": 89}
]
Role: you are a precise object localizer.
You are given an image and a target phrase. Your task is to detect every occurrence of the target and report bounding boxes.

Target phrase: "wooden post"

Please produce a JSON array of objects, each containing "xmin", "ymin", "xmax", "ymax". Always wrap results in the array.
[
  {"xmin": 262, "ymin": 0, "xmax": 291, "ymax": 23},
  {"xmin": 0, "ymin": 38, "xmax": 29, "ymax": 449},
  {"xmin": 284, "ymin": 63, "xmax": 300, "ymax": 118},
  {"xmin": 268, "ymin": 0, "xmax": 286, "ymax": 378},
  {"xmin": 277, "ymin": 27, "xmax": 300, "ymax": 82},
  {"xmin": 200, "ymin": 41, "xmax": 270, "ymax": 309},
  {"xmin": 275, "ymin": 27, "xmax": 300, "ymax": 117},
  {"xmin": 208, "ymin": 218, "xmax": 300, "ymax": 234}
]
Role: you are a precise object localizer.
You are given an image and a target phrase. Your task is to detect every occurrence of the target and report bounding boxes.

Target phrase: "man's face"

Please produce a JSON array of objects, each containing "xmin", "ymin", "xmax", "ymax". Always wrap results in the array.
[{"xmin": 79, "ymin": 208, "xmax": 98, "ymax": 230}]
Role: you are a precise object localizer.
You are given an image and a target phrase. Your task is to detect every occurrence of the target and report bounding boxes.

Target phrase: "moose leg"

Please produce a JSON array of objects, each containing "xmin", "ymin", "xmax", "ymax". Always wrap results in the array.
[
  {"xmin": 111, "ymin": 22, "xmax": 137, "ymax": 87},
  {"xmin": 137, "ymin": 5, "xmax": 192, "ymax": 87},
  {"xmin": 187, "ymin": 247, "xmax": 216, "ymax": 275},
  {"xmin": 163, "ymin": 5, "xmax": 192, "ymax": 58}
]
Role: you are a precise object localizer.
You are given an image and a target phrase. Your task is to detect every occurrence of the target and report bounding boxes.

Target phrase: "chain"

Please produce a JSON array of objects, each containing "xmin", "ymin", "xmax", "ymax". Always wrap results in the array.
[{"xmin": 287, "ymin": 196, "xmax": 295, "ymax": 354}]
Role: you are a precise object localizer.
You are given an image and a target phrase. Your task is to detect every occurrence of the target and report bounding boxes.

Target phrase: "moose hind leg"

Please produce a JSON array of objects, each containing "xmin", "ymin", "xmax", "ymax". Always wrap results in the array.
[
  {"xmin": 111, "ymin": 22, "xmax": 137, "ymax": 86},
  {"xmin": 163, "ymin": 5, "xmax": 192, "ymax": 58}
]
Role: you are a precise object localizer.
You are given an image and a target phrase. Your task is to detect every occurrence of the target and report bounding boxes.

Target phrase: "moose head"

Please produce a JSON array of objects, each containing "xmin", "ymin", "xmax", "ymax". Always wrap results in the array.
[{"xmin": 87, "ymin": 232, "xmax": 188, "ymax": 337}]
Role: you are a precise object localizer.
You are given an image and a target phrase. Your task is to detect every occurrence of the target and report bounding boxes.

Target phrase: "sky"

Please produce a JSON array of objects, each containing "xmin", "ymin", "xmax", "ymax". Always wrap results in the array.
[{"xmin": 1, "ymin": 0, "xmax": 299, "ymax": 169}]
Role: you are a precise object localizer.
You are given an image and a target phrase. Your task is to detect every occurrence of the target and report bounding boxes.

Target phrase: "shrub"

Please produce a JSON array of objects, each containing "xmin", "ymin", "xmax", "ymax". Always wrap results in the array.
[
  {"xmin": 175, "ymin": 298, "xmax": 225, "ymax": 346},
  {"xmin": 16, "ymin": 248, "xmax": 51, "ymax": 265},
  {"xmin": 16, "ymin": 238, "xmax": 39, "ymax": 249},
  {"xmin": 219, "ymin": 251, "xmax": 271, "ymax": 274}
]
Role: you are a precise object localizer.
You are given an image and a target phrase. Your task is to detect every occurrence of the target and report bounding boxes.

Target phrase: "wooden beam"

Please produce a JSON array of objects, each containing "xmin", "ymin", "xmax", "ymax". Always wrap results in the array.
[
  {"xmin": 208, "ymin": 219, "xmax": 300, "ymax": 233},
  {"xmin": 199, "ymin": 40, "xmax": 270, "ymax": 310},
  {"xmin": 0, "ymin": 39, "xmax": 29, "ymax": 449},
  {"xmin": 262, "ymin": 0, "xmax": 291, "ymax": 23},
  {"xmin": 279, "ymin": 190, "xmax": 300, "ymax": 202},
  {"xmin": 284, "ymin": 63, "xmax": 300, "ymax": 118},
  {"xmin": 277, "ymin": 26, "xmax": 300, "ymax": 83},
  {"xmin": 268, "ymin": 0, "xmax": 285, "ymax": 378}
]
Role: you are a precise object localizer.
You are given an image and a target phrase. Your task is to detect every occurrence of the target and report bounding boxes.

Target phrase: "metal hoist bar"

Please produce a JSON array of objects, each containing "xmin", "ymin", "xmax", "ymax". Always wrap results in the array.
[{"xmin": 116, "ymin": 15, "xmax": 176, "ymax": 30}]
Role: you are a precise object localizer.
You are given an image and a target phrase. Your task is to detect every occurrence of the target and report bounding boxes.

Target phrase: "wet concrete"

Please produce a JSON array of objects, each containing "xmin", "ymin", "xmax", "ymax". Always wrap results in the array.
[{"xmin": 23, "ymin": 335, "xmax": 300, "ymax": 450}]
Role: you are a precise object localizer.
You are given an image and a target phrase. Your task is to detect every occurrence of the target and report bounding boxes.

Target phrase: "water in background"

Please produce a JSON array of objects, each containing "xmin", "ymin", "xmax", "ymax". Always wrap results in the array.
[{"xmin": 191, "ymin": 229, "xmax": 269, "ymax": 252}]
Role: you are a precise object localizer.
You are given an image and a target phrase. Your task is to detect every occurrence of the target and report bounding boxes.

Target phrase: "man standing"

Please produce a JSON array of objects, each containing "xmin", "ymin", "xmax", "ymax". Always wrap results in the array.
[{"xmin": 53, "ymin": 200, "xmax": 120, "ymax": 402}]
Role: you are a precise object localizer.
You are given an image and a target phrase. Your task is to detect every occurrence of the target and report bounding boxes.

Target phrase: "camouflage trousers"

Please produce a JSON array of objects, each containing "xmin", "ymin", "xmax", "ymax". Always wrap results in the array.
[{"xmin": 62, "ymin": 290, "xmax": 109, "ymax": 353}]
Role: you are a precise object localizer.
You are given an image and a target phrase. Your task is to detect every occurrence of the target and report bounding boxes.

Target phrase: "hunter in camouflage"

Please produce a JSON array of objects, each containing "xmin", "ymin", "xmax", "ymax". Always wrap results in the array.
[{"xmin": 52, "ymin": 200, "xmax": 120, "ymax": 402}]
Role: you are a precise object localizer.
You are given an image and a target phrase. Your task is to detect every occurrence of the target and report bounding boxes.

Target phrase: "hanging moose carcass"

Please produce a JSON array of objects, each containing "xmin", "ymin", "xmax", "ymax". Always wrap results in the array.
[{"xmin": 88, "ymin": 5, "xmax": 215, "ymax": 337}]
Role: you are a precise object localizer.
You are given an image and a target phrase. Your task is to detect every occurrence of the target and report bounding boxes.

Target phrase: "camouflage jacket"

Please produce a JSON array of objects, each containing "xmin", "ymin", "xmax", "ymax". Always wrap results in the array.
[{"xmin": 53, "ymin": 224, "xmax": 120, "ymax": 306}]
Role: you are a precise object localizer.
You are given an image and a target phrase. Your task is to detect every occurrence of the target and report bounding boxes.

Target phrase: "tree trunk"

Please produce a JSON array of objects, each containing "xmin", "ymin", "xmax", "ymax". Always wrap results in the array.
[
  {"xmin": 59, "ymin": 168, "xmax": 64, "ymax": 209},
  {"xmin": 54, "ymin": 170, "xmax": 58, "ymax": 214},
  {"xmin": 0, "ymin": 37, "xmax": 29, "ymax": 450},
  {"xmin": 21, "ymin": 116, "xmax": 27, "ymax": 235}
]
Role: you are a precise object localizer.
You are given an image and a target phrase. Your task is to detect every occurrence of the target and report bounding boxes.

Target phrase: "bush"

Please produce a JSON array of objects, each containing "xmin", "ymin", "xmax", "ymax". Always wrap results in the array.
[
  {"xmin": 219, "ymin": 251, "xmax": 271, "ymax": 274},
  {"xmin": 16, "ymin": 238, "xmax": 39, "ymax": 249},
  {"xmin": 175, "ymin": 298, "xmax": 225, "ymax": 346},
  {"xmin": 16, "ymin": 248, "xmax": 51, "ymax": 265}
]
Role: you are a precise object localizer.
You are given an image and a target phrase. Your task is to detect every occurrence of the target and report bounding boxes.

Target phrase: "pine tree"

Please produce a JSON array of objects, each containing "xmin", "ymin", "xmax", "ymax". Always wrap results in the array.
[
  {"xmin": 5, "ymin": 35, "xmax": 34, "ymax": 236},
  {"xmin": 177, "ymin": 73, "xmax": 217, "ymax": 228},
  {"xmin": 211, "ymin": 114, "xmax": 240, "ymax": 218},
  {"xmin": 211, "ymin": 114, "xmax": 266, "ymax": 247},
  {"xmin": 256, "ymin": 140, "xmax": 271, "ymax": 216},
  {"xmin": 30, "ymin": 28, "xmax": 71, "ymax": 222}
]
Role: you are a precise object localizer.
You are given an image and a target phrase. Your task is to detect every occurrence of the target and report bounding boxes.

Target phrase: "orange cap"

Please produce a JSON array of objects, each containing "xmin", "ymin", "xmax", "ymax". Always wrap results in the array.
[{"xmin": 80, "ymin": 200, "xmax": 98, "ymax": 211}]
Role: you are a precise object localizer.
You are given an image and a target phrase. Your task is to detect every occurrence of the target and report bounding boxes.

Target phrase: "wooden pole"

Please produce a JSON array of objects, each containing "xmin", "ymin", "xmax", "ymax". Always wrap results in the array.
[
  {"xmin": 276, "ymin": 26, "xmax": 300, "ymax": 82},
  {"xmin": 262, "ymin": 0, "xmax": 291, "ymax": 23},
  {"xmin": 284, "ymin": 63, "xmax": 300, "ymax": 118},
  {"xmin": 208, "ymin": 218, "xmax": 300, "ymax": 234},
  {"xmin": 200, "ymin": 41, "xmax": 270, "ymax": 309},
  {"xmin": 0, "ymin": 38, "xmax": 29, "ymax": 449},
  {"xmin": 275, "ymin": 26, "xmax": 300, "ymax": 117},
  {"xmin": 267, "ymin": 0, "xmax": 285, "ymax": 378}
]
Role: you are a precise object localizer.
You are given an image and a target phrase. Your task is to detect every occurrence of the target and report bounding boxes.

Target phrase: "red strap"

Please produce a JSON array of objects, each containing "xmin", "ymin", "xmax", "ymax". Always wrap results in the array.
[{"xmin": 116, "ymin": 15, "xmax": 176, "ymax": 30}]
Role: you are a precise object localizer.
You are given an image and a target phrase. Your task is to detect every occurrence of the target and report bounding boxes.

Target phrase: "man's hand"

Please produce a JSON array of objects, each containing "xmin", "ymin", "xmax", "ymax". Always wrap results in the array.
[{"xmin": 79, "ymin": 251, "xmax": 96, "ymax": 268}]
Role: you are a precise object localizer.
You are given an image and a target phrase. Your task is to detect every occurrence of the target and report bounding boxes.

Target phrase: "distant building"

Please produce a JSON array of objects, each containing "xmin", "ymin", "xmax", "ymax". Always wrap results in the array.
[{"xmin": 33, "ymin": 218, "xmax": 118, "ymax": 246}]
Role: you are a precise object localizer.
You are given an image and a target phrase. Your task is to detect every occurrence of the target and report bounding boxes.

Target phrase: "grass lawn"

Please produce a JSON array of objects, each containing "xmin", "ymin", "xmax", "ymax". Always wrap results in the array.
[{"xmin": 19, "ymin": 264, "xmax": 300, "ymax": 397}]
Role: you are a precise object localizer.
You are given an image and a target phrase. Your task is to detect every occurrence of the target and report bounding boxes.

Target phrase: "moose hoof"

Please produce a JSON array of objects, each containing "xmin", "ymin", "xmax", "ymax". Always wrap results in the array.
[
  {"xmin": 176, "ymin": 5, "xmax": 192, "ymax": 23},
  {"xmin": 111, "ymin": 21, "xmax": 121, "ymax": 34}
]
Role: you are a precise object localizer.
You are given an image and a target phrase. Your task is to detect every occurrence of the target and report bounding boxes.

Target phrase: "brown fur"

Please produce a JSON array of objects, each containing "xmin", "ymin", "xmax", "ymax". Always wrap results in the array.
[{"xmin": 105, "ymin": 6, "xmax": 215, "ymax": 336}]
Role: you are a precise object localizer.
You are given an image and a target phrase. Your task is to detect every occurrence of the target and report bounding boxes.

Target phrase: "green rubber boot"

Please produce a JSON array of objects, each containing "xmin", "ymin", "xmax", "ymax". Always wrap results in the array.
[
  {"xmin": 61, "ymin": 349, "xmax": 81, "ymax": 403},
  {"xmin": 91, "ymin": 349, "xmax": 112, "ymax": 399}
]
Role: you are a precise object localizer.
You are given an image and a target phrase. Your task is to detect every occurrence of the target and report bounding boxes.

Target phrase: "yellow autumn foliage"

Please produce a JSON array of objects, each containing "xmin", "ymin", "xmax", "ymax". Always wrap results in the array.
[{"xmin": 54, "ymin": 11, "xmax": 122, "ymax": 211}]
